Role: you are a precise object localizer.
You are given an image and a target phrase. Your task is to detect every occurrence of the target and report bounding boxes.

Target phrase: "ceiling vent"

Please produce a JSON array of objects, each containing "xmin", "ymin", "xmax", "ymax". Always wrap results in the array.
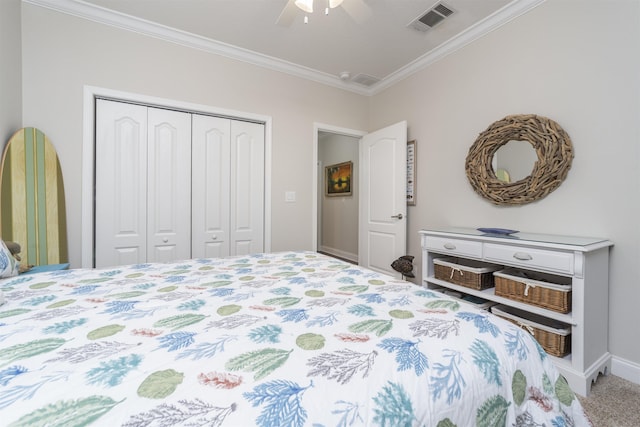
[
  {"xmin": 351, "ymin": 73, "xmax": 380, "ymax": 87},
  {"xmin": 408, "ymin": 2, "xmax": 455, "ymax": 32}
]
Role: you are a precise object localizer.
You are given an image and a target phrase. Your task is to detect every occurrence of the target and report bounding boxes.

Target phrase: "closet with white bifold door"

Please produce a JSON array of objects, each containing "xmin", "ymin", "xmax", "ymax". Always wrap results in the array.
[{"xmin": 95, "ymin": 99, "xmax": 264, "ymax": 268}]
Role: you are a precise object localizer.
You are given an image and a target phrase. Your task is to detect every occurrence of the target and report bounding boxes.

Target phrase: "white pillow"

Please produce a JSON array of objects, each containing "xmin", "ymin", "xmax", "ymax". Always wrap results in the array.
[{"xmin": 0, "ymin": 240, "xmax": 20, "ymax": 278}]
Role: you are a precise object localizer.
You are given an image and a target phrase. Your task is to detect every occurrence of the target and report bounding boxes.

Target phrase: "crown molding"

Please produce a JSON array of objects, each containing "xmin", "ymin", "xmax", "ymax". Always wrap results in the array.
[
  {"xmin": 23, "ymin": 0, "xmax": 370, "ymax": 95},
  {"xmin": 23, "ymin": 0, "xmax": 545, "ymax": 97},
  {"xmin": 373, "ymin": 0, "xmax": 546, "ymax": 94}
]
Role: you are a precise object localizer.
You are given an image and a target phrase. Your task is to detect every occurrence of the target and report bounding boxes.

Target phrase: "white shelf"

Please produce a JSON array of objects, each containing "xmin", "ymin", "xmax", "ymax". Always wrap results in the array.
[
  {"xmin": 549, "ymin": 352, "xmax": 573, "ymax": 368},
  {"xmin": 425, "ymin": 276, "xmax": 575, "ymax": 325},
  {"xmin": 420, "ymin": 228, "xmax": 612, "ymax": 397}
]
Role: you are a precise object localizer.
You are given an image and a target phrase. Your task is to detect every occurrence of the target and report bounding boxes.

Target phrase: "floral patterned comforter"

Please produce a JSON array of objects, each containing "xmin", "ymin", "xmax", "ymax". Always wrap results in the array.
[{"xmin": 0, "ymin": 251, "xmax": 590, "ymax": 426}]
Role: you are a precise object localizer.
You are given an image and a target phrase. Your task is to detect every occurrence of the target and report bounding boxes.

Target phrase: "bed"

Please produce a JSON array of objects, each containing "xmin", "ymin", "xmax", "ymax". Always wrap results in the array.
[{"xmin": 0, "ymin": 251, "xmax": 590, "ymax": 426}]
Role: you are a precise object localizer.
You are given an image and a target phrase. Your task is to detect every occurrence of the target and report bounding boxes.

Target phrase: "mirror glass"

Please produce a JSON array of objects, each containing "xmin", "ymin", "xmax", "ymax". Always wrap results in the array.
[{"xmin": 492, "ymin": 140, "xmax": 538, "ymax": 183}]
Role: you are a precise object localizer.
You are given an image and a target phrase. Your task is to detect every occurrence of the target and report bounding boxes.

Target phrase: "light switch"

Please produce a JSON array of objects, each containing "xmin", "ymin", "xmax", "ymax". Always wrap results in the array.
[{"xmin": 285, "ymin": 191, "xmax": 296, "ymax": 202}]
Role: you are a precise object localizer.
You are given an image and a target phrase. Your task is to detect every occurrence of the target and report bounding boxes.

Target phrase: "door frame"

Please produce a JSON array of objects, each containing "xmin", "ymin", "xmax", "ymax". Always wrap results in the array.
[
  {"xmin": 312, "ymin": 123, "xmax": 366, "ymax": 254},
  {"xmin": 81, "ymin": 85, "xmax": 273, "ymax": 268}
]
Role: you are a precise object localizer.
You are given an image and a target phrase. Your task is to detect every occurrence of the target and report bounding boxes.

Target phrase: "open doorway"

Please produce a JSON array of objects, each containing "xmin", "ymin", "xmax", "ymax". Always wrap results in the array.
[
  {"xmin": 317, "ymin": 131, "xmax": 360, "ymax": 263},
  {"xmin": 312, "ymin": 124, "xmax": 366, "ymax": 264}
]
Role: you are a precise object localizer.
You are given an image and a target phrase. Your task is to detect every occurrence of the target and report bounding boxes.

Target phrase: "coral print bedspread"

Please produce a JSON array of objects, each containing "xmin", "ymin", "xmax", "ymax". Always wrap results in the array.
[{"xmin": 0, "ymin": 251, "xmax": 590, "ymax": 426}]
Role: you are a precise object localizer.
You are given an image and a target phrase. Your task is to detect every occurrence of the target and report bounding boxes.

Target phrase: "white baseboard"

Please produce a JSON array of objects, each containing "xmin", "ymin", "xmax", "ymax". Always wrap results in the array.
[
  {"xmin": 318, "ymin": 246, "xmax": 358, "ymax": 263},
  {"xmin": 611, "ymin": 355, "xmax": 640, "ymax": 385}
]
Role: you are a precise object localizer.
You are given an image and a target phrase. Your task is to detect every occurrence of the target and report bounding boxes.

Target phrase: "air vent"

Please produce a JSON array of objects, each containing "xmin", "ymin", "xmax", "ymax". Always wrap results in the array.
[
  {"xmin": 433, "ymin": 3, "xmax": 454, "ymax": 17},
  {"xmin": 351, "ymin": 73, "xmax": 380, "ymax": 87},
  {"xmin": 408, "ymin": 2, "xmax": 455, "ymax": 32}
]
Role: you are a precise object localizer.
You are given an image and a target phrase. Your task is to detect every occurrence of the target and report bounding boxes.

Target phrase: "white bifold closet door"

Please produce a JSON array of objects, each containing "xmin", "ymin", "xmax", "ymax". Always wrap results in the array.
[
  {"xmin": 95, "ymin": 99, "xmax": 264, "ymax": 268},
  {"xmin": 147, "ymin": 107, "xmax": 192, "ymax": 263},
  {"xmin": 191, "ymin": 115, "xmax": 264, "ymax": 258}
]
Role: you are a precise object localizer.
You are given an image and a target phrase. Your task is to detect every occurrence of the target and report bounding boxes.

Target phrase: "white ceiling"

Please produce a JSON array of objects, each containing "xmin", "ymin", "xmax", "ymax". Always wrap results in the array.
[{"xmin": 29, "ymin": 0, "xmax": 543, "ymax": 94}]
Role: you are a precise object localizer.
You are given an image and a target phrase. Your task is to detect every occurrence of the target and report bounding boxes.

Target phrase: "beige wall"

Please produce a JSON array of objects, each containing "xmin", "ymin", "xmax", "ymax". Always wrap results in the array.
[
  {"xmin": 370, "ymin": 1, "xmax": 640, "ymax": 371},
  {"xmin": 20, "ymin": 2, "xmax": 368, "ymax": 268},
  {"xmin": 0, "ymin": 0, "xmax": 22, "ymax": 147}
]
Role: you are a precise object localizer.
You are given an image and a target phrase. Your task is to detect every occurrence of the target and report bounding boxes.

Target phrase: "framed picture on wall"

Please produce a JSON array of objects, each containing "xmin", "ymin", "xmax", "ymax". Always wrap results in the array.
[
  {"xmin": 325, "ymin": 161, "xmax": 353, "ymax": 196},
  {"xmin": 407, "ymin": 140, "xmax": 416, "ymax": 205}
]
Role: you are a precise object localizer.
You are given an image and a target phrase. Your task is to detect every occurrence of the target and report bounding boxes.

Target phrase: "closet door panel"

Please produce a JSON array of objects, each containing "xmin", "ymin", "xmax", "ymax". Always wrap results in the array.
[
  {"xmin": 191, "ymin": 115, "xmax": 231, "ymax": 258},
  {"xmin": 147, "ymin": 108, "xmax": 192, "ymax": 263},
  {"xmin": 95, "ymin": 100, "xmax": 148, "ymax": 268},
  {"xmin": 231, "ymin": 121, "xmax": 264, "ymax": 255}
]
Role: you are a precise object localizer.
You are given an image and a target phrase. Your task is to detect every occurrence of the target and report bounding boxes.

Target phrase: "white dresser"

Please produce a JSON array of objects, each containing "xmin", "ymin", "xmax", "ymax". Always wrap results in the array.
[{"xmin": 420, "ymin": 228, "xmax": 613, "ymax": 396}]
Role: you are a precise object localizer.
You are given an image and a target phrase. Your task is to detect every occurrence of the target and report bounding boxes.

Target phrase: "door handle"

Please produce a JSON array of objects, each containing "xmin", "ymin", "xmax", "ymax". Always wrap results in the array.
[
  {"xmin": 513, "ymin": 252, "xmax": 533, "ymax": 261},
  {"xmin": 391, "ymin": 214, "xmax": 403, "ymax": 219}
]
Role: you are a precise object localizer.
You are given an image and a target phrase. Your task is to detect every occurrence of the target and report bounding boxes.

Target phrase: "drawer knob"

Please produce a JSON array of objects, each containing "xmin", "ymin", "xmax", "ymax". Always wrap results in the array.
[
  {"xmin": 513, "ymin": 252, "xmax": 533, "ymax": 261},
  {"xmin": 443, "ymin": 243, "xmax": 456, "ymax": 250}
]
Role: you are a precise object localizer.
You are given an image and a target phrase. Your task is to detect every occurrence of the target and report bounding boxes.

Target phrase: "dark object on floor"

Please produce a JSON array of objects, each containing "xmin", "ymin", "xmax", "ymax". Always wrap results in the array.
[{"xmin": 392, "ymin": 255, "xmax": 415, "ymax": 279}]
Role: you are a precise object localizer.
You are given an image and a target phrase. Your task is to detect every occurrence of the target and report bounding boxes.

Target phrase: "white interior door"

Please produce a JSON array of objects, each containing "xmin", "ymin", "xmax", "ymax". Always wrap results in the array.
[
  {"xmin": 192, "ymin": 115, "xmax": 231, "ymax": 258},
  {"xmin": 358, "ymin": 121, "xmax": 407, "ymax": 276},
  {"xmin": 146, "ymin": 107, "xmax": 192, "ymax": 263},
  {"xmin": 95, "ymin": 100, "xmax": 148, "ymax": 268},
  {"xmin": 231, "ymin": 121, "xmax": 265, "ymax": 255}
]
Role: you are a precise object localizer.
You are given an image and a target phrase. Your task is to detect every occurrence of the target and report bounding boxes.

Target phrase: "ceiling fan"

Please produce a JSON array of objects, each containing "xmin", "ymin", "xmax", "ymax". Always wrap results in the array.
[{"xmin": 276, "ymin": 0, "xmax": 372, "ymax": 26}]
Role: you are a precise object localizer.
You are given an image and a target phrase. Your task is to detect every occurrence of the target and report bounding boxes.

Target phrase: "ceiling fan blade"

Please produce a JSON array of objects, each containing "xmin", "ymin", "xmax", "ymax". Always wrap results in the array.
[
  {"xmin": 276, "ymin": 0, "xmax": 299, "ymax": 27},
  {"xmin": 342, "ymin": 0, "xmax": 372, "ymax": 24}
]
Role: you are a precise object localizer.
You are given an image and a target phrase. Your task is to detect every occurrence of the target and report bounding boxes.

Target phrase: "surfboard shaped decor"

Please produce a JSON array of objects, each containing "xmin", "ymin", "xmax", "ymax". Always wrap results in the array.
[{"xmin": 0, "ymin": 127, "xmax": 68, "ymax": 266}]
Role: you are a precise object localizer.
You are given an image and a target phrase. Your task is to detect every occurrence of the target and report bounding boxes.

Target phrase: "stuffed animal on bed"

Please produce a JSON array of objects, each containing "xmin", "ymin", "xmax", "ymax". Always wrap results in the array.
[
  {"xmin": 3, "ymin": 241, "xmax": 32, "ymax": 273},
  {"xmin": 5, "ymin": 241, "xmax": 21, "ymax": 261}
]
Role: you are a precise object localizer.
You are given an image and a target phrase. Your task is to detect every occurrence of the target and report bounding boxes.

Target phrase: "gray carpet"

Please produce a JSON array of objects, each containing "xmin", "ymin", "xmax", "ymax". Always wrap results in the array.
[{"xmin": 578, "ymin": 375, "xmax": 640, "ymax": 426}]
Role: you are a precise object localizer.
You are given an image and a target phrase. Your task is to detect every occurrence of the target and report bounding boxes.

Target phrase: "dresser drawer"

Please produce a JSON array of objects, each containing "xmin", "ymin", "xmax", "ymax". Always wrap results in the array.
[
  {"xmin": 424, "ymin": 236, "xmax": 483, "ymax": 258},
  {"xmin": 484, "ymin": 243, "xmax": 574, "ymax": 275}
]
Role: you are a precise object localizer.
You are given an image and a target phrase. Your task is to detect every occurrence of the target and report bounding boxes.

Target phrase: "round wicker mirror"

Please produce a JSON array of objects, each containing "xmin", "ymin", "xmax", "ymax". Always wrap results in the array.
[{"xmin": 465, "ymin": 114, "xmax": 573, "ymax": 205}]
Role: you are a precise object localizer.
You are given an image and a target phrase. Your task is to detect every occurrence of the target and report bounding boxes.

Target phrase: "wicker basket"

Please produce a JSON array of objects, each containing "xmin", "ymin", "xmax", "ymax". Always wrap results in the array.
[
  {"xmin": 494, "ymin": 268, "xmax": 572, "ymax": 313},
  {"xmin": 433, "ymin": 257, "xmax": 502, "ymax": 290},
  {"xmin": 491, "ymin": 304, "xmax": 571, "ymax": 357}
]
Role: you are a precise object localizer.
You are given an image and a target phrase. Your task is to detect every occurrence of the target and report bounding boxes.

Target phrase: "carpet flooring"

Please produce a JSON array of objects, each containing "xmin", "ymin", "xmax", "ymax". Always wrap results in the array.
[{"xmin": 578, "ymin": 375, "xmax": 640, "ymax": 426}]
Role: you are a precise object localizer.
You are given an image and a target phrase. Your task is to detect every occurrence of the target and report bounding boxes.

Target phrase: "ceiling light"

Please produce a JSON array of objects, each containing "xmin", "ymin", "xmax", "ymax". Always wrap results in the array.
[
  {"xmin": 295, "ymin": 0, "xmax": 313, "ymax": 13},
  {"xmin": 329, "ymin": 0, "xmax": 343, "ymax": 8}
]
